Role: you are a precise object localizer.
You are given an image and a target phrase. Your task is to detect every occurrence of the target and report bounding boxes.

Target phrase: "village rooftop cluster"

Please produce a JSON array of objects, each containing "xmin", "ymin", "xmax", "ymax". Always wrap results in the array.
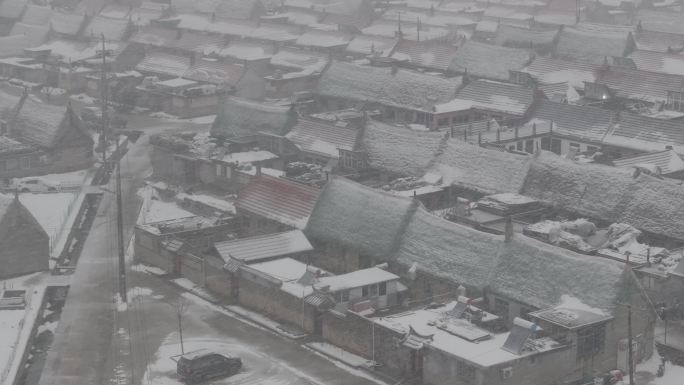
[{"xmin": 2, "ymin": 0, "xmax": 684, "ymax": 385}]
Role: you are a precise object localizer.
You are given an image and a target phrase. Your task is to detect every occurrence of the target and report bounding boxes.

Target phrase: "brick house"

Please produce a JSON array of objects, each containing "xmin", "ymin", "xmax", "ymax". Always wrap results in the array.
[{"xmin": 0, "ymin": 193, "xmax": 49, "ymax": 278}]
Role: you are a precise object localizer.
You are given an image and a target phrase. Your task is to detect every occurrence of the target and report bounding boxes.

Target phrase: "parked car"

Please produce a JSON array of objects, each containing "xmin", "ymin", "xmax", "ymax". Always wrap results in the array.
[
  {"xmin": 176, "ymin": 352, "xmax": 242, "ymax": 383},
  {"xmin": 14, "ymin": 178, "xmax": 61, "ymax": 193}
]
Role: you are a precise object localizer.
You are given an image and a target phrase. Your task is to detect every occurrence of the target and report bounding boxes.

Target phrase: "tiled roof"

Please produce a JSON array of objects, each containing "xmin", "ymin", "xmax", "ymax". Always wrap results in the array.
[
  {"xmin": 634, "ymin": 30, "xmax": 684, "ymax": 53},
  {"xmin": 613, "ymin": 150, "xmax": 684, "ymax": 175},
  {"xmin": 604, "ymin": 112, "xmax": 684, "ymax": 154},
  {"xmin": 305, "ymin": 176, "xmax": 416, "ymax": 259},
  {"xmin": 50, "ymin": 10, "xmax": 86, "ymax": 36},
  {"xmin": 11, "ymin": 98, "xmax": 89, "ymax": 149},
  {"xmin": 345, "ymin": 34, "xmax": 398, "ymax": 57},
  {"xmin": 594, "ymin": 66, "xmax": 684, "ymax": 103},
  {"xmin": 270, "ymin": 48, "xmax": 329, "ymax": 74},
  {"xmin": 0, "ymin": 136, "xmax": 34, "ymax": 155},
  {"xmin": 492, "ymin": 24, "xmax": 559, "ymax": 50},
  {"xmin": 285, "ymin": 118, "xmax": 358, "ymax": 158},
  {"xmin": 530, "ymin": 99, "xmax": 613, "ymax": 143},
  {"xmin": 522, "ymin": 56, "xmax": 598, "ymax": 87},
  {"xmin": 362, "ymin": 19, "xmax": 451, "ymax": 42},
  {"xmin": 20, "ymin": 4, "xmax": 51, "ymax": 26},
  {"xmin": 129, "ymin": 25, "xmax": 178, "ymax": 47},
  {"xmin": 635, "ymin": 9, "xmax": 684, "ymax": 35},
  {"xmin": 135, "ymin": 52, "xmax": 191, "ymax": 77},
  {"xmin": 83, "ymin": 15, "xmax": 131, "ymax": 41},
  {"xmin": 457, "ymin": 79, "xmax": 536, "ymax": 115},
  {"xmin": 296, "ymin": 30, "xmax": 351, "ymax": 48},
  {"xmin": 167, "ymin": 31, "xmax": 226, "ymax": 54},
  {"xmin": 317, "ymin": 61, "xmax": 462, "ymax": 112},
  {"xmin": 449, "ymin": 40, "xmax": 533, "ymax": 81},
  {"xmin": 183, "ymin": 60, "xmax": 245, "ymax": 86},
  {"xmin": 429, "ymin": 138, "xmax": 532, "ymax": 194},
  {"xmin": 627, "ymin": 50, "xmax": 684, "ymax": 76},
  {"xmin": 0, "ymin": 0, "xmax": 26, "ymax": 20},
  {"xmin": 391, "ymin": 39, "xmax": 459, "ymax": 72},
  {"xmin": 554, "ymin": 23, "xmax": 631, "ymax": 64},
  {"xmin": 361, "ymin": 120, "xmax": 447, "ymax": 177},
  {"xmin": 211, "ymin": 97, "xmax": 293, "ymax": 138},
  {"xmin": 214, "ymin": 230, "xmax": 313, "ymax": 263},
  {"xmin": 235, "ymin": 175, "xmax": 320, "ymax": 229}
]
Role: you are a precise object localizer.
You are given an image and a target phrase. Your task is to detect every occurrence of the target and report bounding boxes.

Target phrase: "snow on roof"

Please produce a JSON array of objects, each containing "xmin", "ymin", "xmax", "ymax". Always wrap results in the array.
[
  {"xmin": 156, "ymin": 78, "xmax": 197, "ymax": 88},
  {"xmin": 129, "ymin": 6, "xmax": 163, "ymax": 26},
  {"xmin": 183, "ymin": 60, "xmax": 244, "ymax": 85},
  {"xmin": 20, "ymin": 4, "xmax": 52, "ymax": 26},
  {"xmin": 531, "ymin": 296, "xmax": 612, "ymax": 329},
  {"xmin": 530, "ymin": 99, "xmax": 614, "ymax": 143},
  {"xmin": 628, "ymin": 50, "xmax": 684, "ymax": 76},
  {"xmin": 210, "ymin": 97, "xmax": 292, "ymax": 138},
  {"xmin": 296, "ymin": 30, "xmax": 351, "ymax": 48},
  {"xmin": 129, "ymin": 25, "xmax": 177, "ymax": 46},
  {"xmin": 605, "ymin": 112, "xmax": 684, "ymax": 155},
  {"xmin": 83, "ymin": 15, "xmax": 131, "ymax": 41},
  {"xmin": 522, "ymin": 56, "xmax": 598, "ymax": 88},
  {"xmin": 305, "ymin": 177, "xmax": 416, "ymax": 259},
  {"xmin": 99, "ymin": 4, "xmax": 131, "ymax": 19},
  {"xmin": 175, "ymin": 14, "xmax": 257, "ymax": 36},
  {"xmin": 270, "ymin": 48, "xmax": 329, "ymax": 74},
  {"xmin": 317, "ymin": 267, "xmax": 399, "ymax": 292},
  {"xmin": 169, "ymin": 31, "xmax": 227, "ymax": 55},
  {"xmin": 391, "ymin": 40, "xmax": 459, "ymax": 72},
  {"xmin": 635, "ymin": 9, "xmax": 684, "ymax": 35},
  {"xmin": 235, "ymin": 175, "xmax": 320, "ymax": 230},
  {"xmin": 345, "ymin": 34, "xmax": 398, "ymax": 57},
  {"xmin": 613, "ymin": 150, "xmax": 684, "ymax": 175},
  {"xmin": 429, "ymin": 139, "xmax": 532, "ymax": 194},
  {"xmin": 492, "ymin": 24, "xmax": 559, "ymax": 49},
  {"xmin": 11, "ymin": 98, "xmax": 78, "ymax": 148},
  {"xmin": 218, "ymin": 41, "xmax": 274, "ymax": 61},
  {"xmin": 0, "ymin": 136, "xmax": 33, "ymax": 155},
  {"xmin": 244, "ymin": 257, "xmax": 310, "ymax": 281},
  {"xmin": 284, "ymin": 0, "xmax": 365, "ymax": 15},
  {"xmin": 0, "ymin": 34, "xmax": 31, "ymax": 58},
  {"xmin": 176, "ymin": 192, "xmax": 235, "ymax": 214},
  {"xmin": 555, "ymin": 24, "xmax": 631, "ymax": 64},
  {"xmin": 449, "ymin": 40, "xmax": 532, "ymax": 81},
  {"xmin": 362, "ymin": 19, "xmax": 450, "ymax": 41},
  {"xmin": 135, "ymin": 52, "xmax": 191, "ymax": 78},
  {"xmin": 50, "ymin": 10, "xmax": 86, "ymax": 36},
  {"xmin": 317, "ymin": 61, "xmax": 462, "ymax": 112},
  {"xmin": 595, "ymin": 66, "xmax": 684, "ymax": 103},
  {"xmin": 215, "ymin": 230, "xmax": 313, "ymax": 263},
  {"xmin": 382, "ymin": 7, "xmax": 478, "ymax": 28},
  {"xmin": 454, "ymin": 80, "xmax": 535, "ymax": 116},
  {"xmin": 220, "ymin": 150, "xmax": 278, "ymax": 164},
  {"xmin": 285, "ymin": 118, "xmax": 358, "ymax": 158},
  {"xmin": 362, "ymin": 120, "xmax": 447, "ymax": 177},
  {"xmin": 249, "ymin": 23, "xmax": 302, "ymax": 43},
  {"xmin": 634, "ymin": 29, "xmax": 684, "ymax": 53},
  {"xmin": 9, "ymin": 22, "xmax": 49, "ymax": 48},
  {"xmin": 0, "ymin": 0, "xmax": 26, "ymax": 20}
]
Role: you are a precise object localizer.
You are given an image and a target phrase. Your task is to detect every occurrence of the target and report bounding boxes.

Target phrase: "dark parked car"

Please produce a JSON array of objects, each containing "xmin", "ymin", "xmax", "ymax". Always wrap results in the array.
[{"xmin": 177, "ymin": 352, "xmax": 242, "ymax": 383}]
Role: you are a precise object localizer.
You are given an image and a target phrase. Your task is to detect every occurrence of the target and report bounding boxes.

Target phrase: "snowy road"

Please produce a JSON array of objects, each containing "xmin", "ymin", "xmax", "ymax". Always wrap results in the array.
[{"xmin": 37, "ymin": 116, "xmax": 384, "ymax": 385}]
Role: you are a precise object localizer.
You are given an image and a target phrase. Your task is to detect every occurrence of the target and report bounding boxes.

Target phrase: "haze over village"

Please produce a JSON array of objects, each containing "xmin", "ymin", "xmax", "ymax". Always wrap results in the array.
[{"xmin": 3, "ymin": 1, "xmax": 684, "ymax": 385}]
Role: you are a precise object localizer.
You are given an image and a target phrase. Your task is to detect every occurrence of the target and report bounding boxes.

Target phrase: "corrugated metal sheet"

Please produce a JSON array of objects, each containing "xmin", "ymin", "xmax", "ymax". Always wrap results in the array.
[{"xmin": 214, "ymin": 230, "xmax": 313, "ymax": 263}]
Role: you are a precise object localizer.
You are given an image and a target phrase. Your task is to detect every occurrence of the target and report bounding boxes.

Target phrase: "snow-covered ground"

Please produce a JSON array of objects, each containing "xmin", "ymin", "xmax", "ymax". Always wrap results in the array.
[
  {"xmin": 19, "ymin": 192, "xmax": 79, "ymax": 256},
  {"xmin": 620, "ymin": 350, "xmax": 684, "ymax": 385}
]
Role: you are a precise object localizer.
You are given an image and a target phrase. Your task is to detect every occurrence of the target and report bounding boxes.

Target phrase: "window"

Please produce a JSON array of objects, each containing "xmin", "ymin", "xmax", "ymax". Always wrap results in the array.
[
  {"xmin": 379, "ymin": 282, "xmax": 387, "ymax": 296},
  {"xmin": 340, "ymin": 290, "xmax": 349, "ymax": 302},
  {"xmin": 437, "ymin": 117, "xmax": 449, "ymax": 127},
  {"xmin": 20, "ymin": 157, "xmax": 30, "ymax": 169},
  {"xmin": 456, "ymin": 360, "xmax": 477, "ymax": 381},
  {"xmin": 551, "ymin": 139, "xmax": 562, "ymax": 155},
  {"xmin": 667, "ymin": 91, "xmax": 684, "ymax": 111},
  {"xmin": 540, "ymin": 137, "xmax": 550, "ymax": 151},
  {"xmin": 362, "ymin": 285, "xmax": 369, "ymax": 297},
  {"xmin": 369, "ymin": 284, "xmax": 378, "ymax": 296},
  {"xmin": 577, "ymin": 323, "xmax": 606, "ymax": 360},
  {"xmin": 525, "ymin": 140, "xmax": 534, "ymax": 154},
  {"xmin": 516, "ymin": 141, "xmax": 523, "ymax": 151}
]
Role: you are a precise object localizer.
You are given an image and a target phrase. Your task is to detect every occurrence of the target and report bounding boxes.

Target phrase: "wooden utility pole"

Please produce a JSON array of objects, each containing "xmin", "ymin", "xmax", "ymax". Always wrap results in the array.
[
  {"xmin": 100, "ymin": 34, "xmax": 108, "ymax": 170},
  {"xmin": 627, "ymin": 304, "xmax": 635, "ymax": 385},
  {"xmin": 115, "ymin": 136, "xmax": 126, "ymax": 304}
]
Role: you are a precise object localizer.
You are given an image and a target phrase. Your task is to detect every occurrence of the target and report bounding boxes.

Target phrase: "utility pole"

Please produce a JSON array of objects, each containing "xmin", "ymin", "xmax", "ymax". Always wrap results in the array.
[
  {"xmin": 177, "ymin": 300, "xmax": 188, "ymax": 355},
  {"xmin": 115, "ymin": 136, "xmax": 126, "ymax": 304},
  {"xmin": 100, "ymin": 34, "xmax": 108, "ymax": 171},
  {"xmin": 627, "ymin": 304, "xmax": 635, "ymax": 385}
]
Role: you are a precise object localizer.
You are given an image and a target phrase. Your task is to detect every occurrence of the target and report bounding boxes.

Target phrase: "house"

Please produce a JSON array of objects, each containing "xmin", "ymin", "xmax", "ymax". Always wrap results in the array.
[
  {"xmin": 345, "ymin": 35, "xmax": 398, "ymax": 59},
  {"xmin": 432, "ymin": 79, "xmax": 537, "ymax": 127},
  {"xmin": 627, "ymin": 50, "xmax": 684, "ymax": 76},
  {"xmin": 633, "ymin": 29, "xmax": 684, "ymax": 53},
  {"xmin": 553, "ymin": 23, "xmax": 635, "ymax": 64},
  {"xmin": 0, "ymin": 193, "xmax": 49, "ymax": 278},
  {"xmin": 82, "ymin": 15, "xmax": 133, "ymax": 42},
  {"xmin": 266, "ymin": 48, "xmax": 328, "ymax": 98},
  {"xmin": 315, "ymin": 61, "xmax": 462, "ymax": 128},
  {"xmin": 211, "ymin": 97, "xmax": 296, "ymax": 139},
  {"xmin": 0, "ymin": 94, "xmax": 94, "ymax": 179},
  {"xmin": 521, "ymin": 56, "xmax": 599, "ymax": 96},
  {"xmin": 390, "ymin": 39, "xmax": 460, "ymax": 74},
  {"xmin": 448, "ymin": 40, "xmax": 533, "ymax": 82},
  {"xmin": 236, "ymin": 257, "xmax": 405, "ymax": 333},
  {"xmin": 215, "ymin": 230, "xmax": 314, "ymax": 266},
  {"xmin": 235, "ymin": 175, "xmax": 320, "ymax": 235},
  {"xmin": 172, "ymin": 0, "xmax": 266, "ymax": 20},
  {"xmin": 612, "ymin": 150, "xmax": 684, "ymax": 180},
  {"xmin": 489, "ymin": 24, "xmax": 560, "ymax": 54},
  {"xmin": 284, "ymin": 118, "xmax": 361, "ymax": 167},
  {"xmin": 634, "ymin": 9, "xmax": 684, "ymax": 36},
  {"xmin": 603, "ymin": 112, "xmax": 684, "ymax": 157}
]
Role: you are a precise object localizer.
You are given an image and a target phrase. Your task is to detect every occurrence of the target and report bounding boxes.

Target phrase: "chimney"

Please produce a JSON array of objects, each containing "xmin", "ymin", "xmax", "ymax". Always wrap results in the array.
[
  {"xmin": 256, "ymin": 164, "xmax": 262, "ymax": 176},
  {"xmin": 504, "ymin": 216, "xmax": 513, "ymax": 242}
]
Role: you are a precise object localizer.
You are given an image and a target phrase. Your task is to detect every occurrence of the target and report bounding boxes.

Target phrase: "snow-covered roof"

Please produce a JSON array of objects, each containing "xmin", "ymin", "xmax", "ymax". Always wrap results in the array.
[
  {"xmin": 183, "ymin": 60, "xmax": 245, "ymax": 86},
  {"xmin": 129, "ymin": 6, "xmax": 163, "ymax": 26},
  {"xmin": 210, "ymin": 97, "xmax": 293, "ymax": 138},
  {"xmin": 218, "ymin": 41, "xmax": 274, "ymax": 61},
  {"xmin": 214, "ymin": 230, "xmax": 313, "ymax": 263},
  {"xmin": 305, "ymin": 177, "xmax": 416, "ymax": 259},
  {"xmin": 613, "ymin": 150, "xmax": 684, "ymax": 176},
  {"xmin": 492, "ymin": 24, "xmax": 559, "ymax": 50},
  {"xmin": 316, "ymin": 61, "xmax": 462, "ymax": 112},
  {"xmin": 382, "ymin": 7, "xmax": 478, "ymax": 28},
  {"xmin": 249, "ymin": 23, "xmax": 302, "ymax": 43},
  {"xmin": 296, "ymin": 30, "xmax": 351, "ymax": 48},
  {"xmin": 20, "ymin": 4, "xmax": 52, "ymax": 26},
  {"xmin": 448, "ymin": 40, "xmax": 533, "ymax": 81},
  {"xmin": 220, "ymin": 150, "xmax": 278, "ymax": 164},
  {"xmin": 235, "ymin": 175, "xmax": 320, "ymax": 230},
  {"xmin": 284, "ymin": 0, "xmax": 365, "ymax": 15},
  {"xmin": 99, "ymin": 4, "xmax": 131, "ymax": 19},
  {"xmin": 129, "ymin": 25, "xmax": 177, "ymax": 46},
  {"xmin": 345, "ymin": 34, "xmax": 398, "ymax": 57},
  {"xmin": 362, "ymin": 19, "xmax": 451, "ymax": 41},
  {"xmin": 594, "ymin": 66, "xmax": 684, "ymax": 104},
  {"xmin": 453, "ymin": 79, "xmax": 536, "ymax": 116},
  {"xmin": 10, "ymin": 98, "xmax": 90, "ymax": 149},
  {"xmin": 634, "ymin": 30, "xmax": 684, "ymax": 53},
  {"xmin": 605, "ymin": 112, "xmax": 684, "ymax": 155},
  {"xmin": 270, "ymin": 48, "xmax": 329, "ymax": 75},
  {"xmin": 135, "ymin": 52, "xmax": 192, "ymax": 78},
  {"xmin": 554, "ymin": 23, "xmax": 631, "ymax": 64},
  {"xmin": 522, "ymin": 56, "xmax": 598, "ymax": 88},
  {"xmin": 429, "ymin": 138, "xmax": 532, "ymax": 194},
  {"xmin": 362, "ymin": 120, "xmax": 447, "ymax": 177},
  {"xmin": 0, "ymin": 35, "xmax": 33, "ymax": 58},
  {"xmin": 530, "ymin": 99, "xmax": 614, "ymax": 143},
  {"xmin": 635, "ymin": 9, "xmax": 684, "ymax": 35},
  {"xmin": 50, "ymin": 10, "xmax": 86, "ymax": 36},
  {"xmin": 317, "ymin": 267, "xmax": 399, "ymax": 292},
  {"xmin": 83, "ymin": 15, "xmax": 131, "ymax": 42},
  {"xmin": 391, "ymin": 39, "xmax": 459, "ymax": 72},
  {"xmin": 175, "ymin": 14, "xmax": 258, "ymax": 36},
  {"xmin": 0, "ymin": 0, "xmax": 26, "ymax": 20},
  {"xmin": 285, "ymin": 118, "xmax": 358, "ymax": 158},
  {"xmin": 627, "ymin": 50, "xmax": 684, "ymax": 76}
]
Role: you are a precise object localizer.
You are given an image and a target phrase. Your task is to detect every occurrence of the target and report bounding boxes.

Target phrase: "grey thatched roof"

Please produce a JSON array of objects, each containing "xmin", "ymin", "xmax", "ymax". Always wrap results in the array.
[
  {"xmin": 210, "ymin": 97, "xmax": 295, "ymax": 138},
  {"xmin": 316, "ymin": 61, "xmax": 462, "ymax": 112},
  {"xmin": 304, "ymin": 177, "xmax": 416, "ymax": 259}
]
